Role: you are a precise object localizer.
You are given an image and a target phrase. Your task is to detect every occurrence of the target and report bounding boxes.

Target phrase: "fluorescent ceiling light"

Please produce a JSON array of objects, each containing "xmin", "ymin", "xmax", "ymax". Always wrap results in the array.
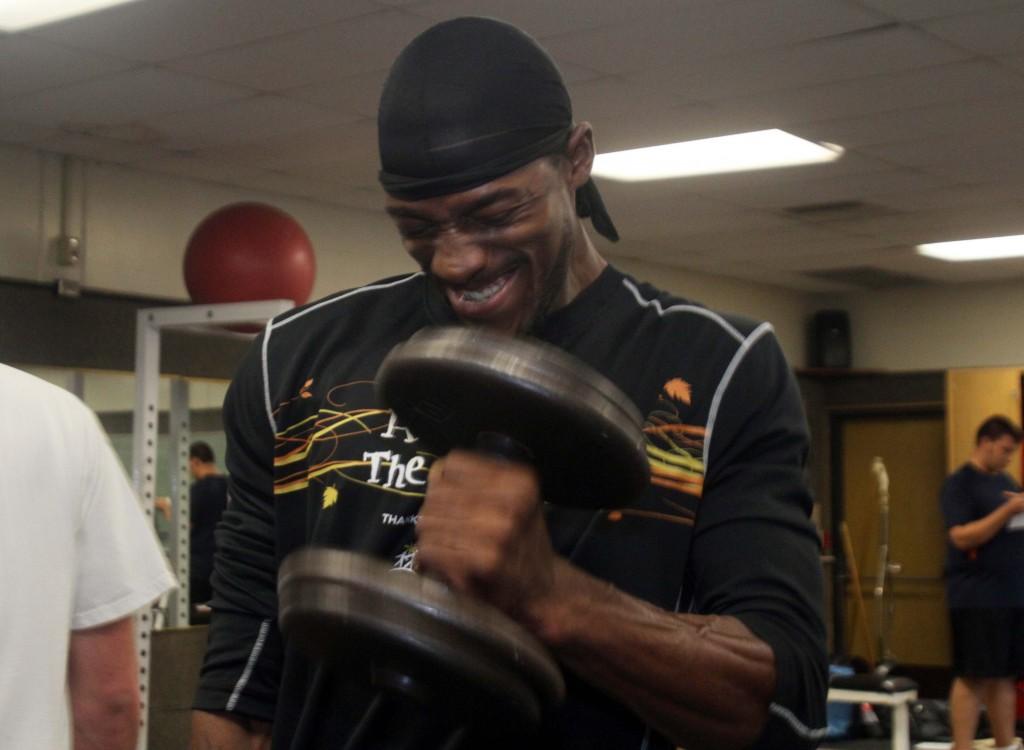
[
  {"xmin": 592, "ymin": 129, "xmax": 844, "ymax": 182},
  {"xmin": 0, "ymin": 0, "xmax": 144, "ymax": 32},
  {"xmin": 917, "ymin": 234, "xmax": 1024, "ymax": 262}
]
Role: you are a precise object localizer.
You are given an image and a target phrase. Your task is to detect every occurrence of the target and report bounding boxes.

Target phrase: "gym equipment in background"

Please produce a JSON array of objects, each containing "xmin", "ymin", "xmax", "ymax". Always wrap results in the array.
[
  {"xmin": 131, "ymin": 298, "xmax": 294, "ymax": 749},
  {"xmin": 840, "ymin": 520, "xmax": 876, "ymax": 668},
  {"xmin": 183, "ymin": 202, "xmax": 316, "ymax": 326},
  {"xmin": 872, "ymin": 456, "xmax": 900, "ymax": 673}
]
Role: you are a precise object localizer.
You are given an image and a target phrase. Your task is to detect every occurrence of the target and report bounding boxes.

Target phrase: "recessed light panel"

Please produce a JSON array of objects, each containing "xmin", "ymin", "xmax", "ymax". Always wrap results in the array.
[
  {"xmin": 592, "ymin": 129, "xmax": 844, "ymax": 182},
  {"xmin": 917, "ymin": 235, "xmax": 1024, "ymax": 262},
  {"xmin": 0, "ymin": 0, "xmax": 144, "ymax": 33}
]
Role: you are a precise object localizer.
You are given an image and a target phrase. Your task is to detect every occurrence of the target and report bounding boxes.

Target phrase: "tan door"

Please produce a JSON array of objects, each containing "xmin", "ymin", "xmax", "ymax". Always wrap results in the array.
[
  {"xmin": 946, "ymin": 368, "xmax": 1022, "ymax": 482},
  {"xmin": 841, "ymin": 413, "xmax": 949, "ymax": 667}
]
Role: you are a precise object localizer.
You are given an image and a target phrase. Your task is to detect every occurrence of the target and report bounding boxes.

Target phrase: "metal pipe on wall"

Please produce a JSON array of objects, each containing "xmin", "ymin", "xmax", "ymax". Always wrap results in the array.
[{"xmin": 55, "ymin": 155, "xmax": 85, "ymax": 296}]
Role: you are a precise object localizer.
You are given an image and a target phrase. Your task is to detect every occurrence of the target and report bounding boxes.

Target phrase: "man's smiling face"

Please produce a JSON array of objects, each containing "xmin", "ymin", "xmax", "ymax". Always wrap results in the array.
[{"xmin": 386, "ymin": 156, "xmax": 578, "ymax": 335}]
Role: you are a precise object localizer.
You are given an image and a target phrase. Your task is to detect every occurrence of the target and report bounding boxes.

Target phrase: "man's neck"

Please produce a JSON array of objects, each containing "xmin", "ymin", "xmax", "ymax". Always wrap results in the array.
[
  {"xmin": 193, "ymin": 464, "xmax": 220, "ymax": 480},
  {"xmin": 969, "ymin": 454, "xmax": 994, "ymax": 475},
  {"xmin": 567, "ymin": 224, "xmax": 606, "ymax": 297}
]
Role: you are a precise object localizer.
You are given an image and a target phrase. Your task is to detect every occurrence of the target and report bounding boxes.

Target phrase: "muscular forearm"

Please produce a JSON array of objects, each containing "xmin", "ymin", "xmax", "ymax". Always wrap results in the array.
[
  {"xmin": 950, "ymin": 499, "xmax": 1021, "ymax": 550},
  {"xmin": 523, "ymin": 559, "xmax": 776, "ymax": 750},
  {"xmin": 417, "ymin": 454, "xmax": 778, "ymax": 748},
  {"xmin": 190, "ymin": 710, "xmax": 271, "ymax": 750}
]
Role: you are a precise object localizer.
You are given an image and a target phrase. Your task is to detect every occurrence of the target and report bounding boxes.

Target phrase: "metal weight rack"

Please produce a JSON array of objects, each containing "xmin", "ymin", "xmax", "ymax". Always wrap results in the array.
[{"xmin": 131, "ymin": 299, "xmax": 293, "ymax": 750}]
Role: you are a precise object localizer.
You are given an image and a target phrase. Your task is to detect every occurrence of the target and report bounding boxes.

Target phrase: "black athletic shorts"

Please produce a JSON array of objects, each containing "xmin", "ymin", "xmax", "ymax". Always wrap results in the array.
[{"xmin": 950, "ymin": 607, "xmax": 1024, "ymax": 678}]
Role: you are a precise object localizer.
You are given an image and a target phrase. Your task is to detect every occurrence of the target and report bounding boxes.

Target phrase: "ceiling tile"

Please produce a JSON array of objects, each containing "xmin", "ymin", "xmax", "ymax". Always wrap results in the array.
[
  {"xmin": 921, "ymin": 5, "xmax": 1024, "ymax": 56},
  {"xmin": 163, "ymin": 11, "xmax": 433, "ymax": 91},
  {"xmin": 826, "ymin": 204, "xmax": 1024, "ymax": 245},
  {"xmin": 593, "ymin": 104, "xmax": 763, "ymax": 155},
  {"xmin": 702, "ymin": 60, "xmax": 1024, "ymax": 131},
  {"xmin": 0, "ymin": 119, "xmax": 60, "ymax": 145},
  {"xmin": 406, "ymin": 0, "xmax": 719, "ymax": 40},
  {"xmin": 131, "ymin": 154, "xmax": 269, "ymax": 184},
  {"xmin": 599, "ymin": 189, "xmax": 794, "ymax": 242},
  {"xmin": 719, "ymin": 168, "xmax": 943, "ymax": 211},
  {"xmin": 859, "ymin": 125, "xmax": 1024, "ymax": 173},
  {"xmin": 871, "ymin": 183, "xmax": 1024, "ymax": 212},
  {"xmin": 244, "ymin": 170, "xmax": 386, "ymax": 212},
  {"xmin": 0, "ymin": 67, "xmax": 254, "ymax": 128},
  {"xmin": 0, "ymin": 36, "xmax": 133, "ymax": 100},
  {"xmin": 569, "ymin": 77, "xmax": 706, "ymax": 127},
  {"xmin": 698, "ymin": 262, "xmax": 861, "ymax": 293},
  {"xmin": 630, "ymin": 26, "xmax": 969, "ymax": 104},
  {"xmin": 695, "ymin": 225, "xmax": 884, "ymax": 260},
  {"xmin": 281, "ymin": 153, "xmax": 380, "ymax": 185},
  {"xmin": 543, "ymin": 0, "xmax": 888, "ymax": 75},
  {"xmin": 747, "ymin": 243, "xmax": 915, "ymax": 271},
  {"xmin": 205, "ymin": 118, "xmax": 379, "ymax": 173},
  {"xmin": 870, "ymin": 251, "xmax": 1024, "ymax": 284},
  {"xmin": 283, "ymin": 69, "xmax": 393, "ymax": 119},
  {"xmin": 920, "ymin": 156, "xmax": 1024, "ymax": 184},
  {"xmin": 27, "ymin": 0, "xmax": 381, "ymax": 63},
  {"xmin": 2, "ymin": 0, "xmax": 1022, "ymax": 293},
  {"xmin": 676, "ymin": 151, "xmax": 898, "ymax": 197},
  {"xmin": 856, "ymin": 0, "xmax": 1021, "ymax": 21},
  {"xmin": 142, "ymin": 95, "xmax": 361, "ymax": 150},
  {"xmin": 31, "ymin": 131, "xmax": 167, "ymax": 164},
  {"xmin": 791, "ymin": 94, "xmax": 1024, "ymax": 149},
  {"xmin": 285, "ymin": 56, "xmax": 604, "ymax": 122},
  {"xmin": 998, "ymin": 53, "xmax": 1024, "ymax": 74}
]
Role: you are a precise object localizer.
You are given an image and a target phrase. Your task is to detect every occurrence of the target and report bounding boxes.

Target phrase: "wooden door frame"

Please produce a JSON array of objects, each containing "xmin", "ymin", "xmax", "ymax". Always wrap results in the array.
[{"xmin": 828, "ymin": 404, "xmax": 944, "ymax": 660}]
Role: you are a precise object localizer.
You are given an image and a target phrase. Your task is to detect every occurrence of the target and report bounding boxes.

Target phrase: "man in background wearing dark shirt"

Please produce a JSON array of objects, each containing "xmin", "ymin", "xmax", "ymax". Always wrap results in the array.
[
  {"xmin": 188, "ymin": 441, "xmax": 228, "ymax": 625},
  {"xmin": 940, "ymin": 415, "xmax": 1024, "ymax": 750}
]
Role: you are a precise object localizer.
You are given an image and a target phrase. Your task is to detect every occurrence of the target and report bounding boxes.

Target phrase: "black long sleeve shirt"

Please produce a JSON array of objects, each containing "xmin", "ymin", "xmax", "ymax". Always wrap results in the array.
[{"xmin": 195, "ymin": 265, "xmax": 827, "ymax": 749}]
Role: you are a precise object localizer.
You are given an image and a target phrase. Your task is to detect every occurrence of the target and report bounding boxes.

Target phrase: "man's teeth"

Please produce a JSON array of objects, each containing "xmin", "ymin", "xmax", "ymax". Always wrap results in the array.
[{"xmin": 462, "ymin": 275, "xmax": 508, "ymax": 303}]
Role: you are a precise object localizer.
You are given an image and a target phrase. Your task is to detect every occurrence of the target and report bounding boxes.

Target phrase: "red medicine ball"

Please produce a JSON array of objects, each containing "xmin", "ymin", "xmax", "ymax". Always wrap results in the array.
[{"xmin": 183, "ymin": 202, "xmax": 316, "ymax": 308}]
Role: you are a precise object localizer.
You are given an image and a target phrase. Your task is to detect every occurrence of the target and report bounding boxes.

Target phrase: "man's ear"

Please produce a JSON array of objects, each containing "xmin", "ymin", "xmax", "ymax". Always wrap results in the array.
[{"xmin": 566, "ymin": 122, "xmax": 595, "ymax": 190}]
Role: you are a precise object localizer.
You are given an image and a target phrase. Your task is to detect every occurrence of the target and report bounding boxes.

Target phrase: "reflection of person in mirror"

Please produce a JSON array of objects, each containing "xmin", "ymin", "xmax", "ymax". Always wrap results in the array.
[
  {"xmin": 940, "ymin": 415, "xmax": 1024, "ymax": 750},
  {"xmin": 0, "ymin": 364, "xmax": 176, "ymax": 750},
  {"xmin": 188, "ymin": 441, "xmax": 228, "ymax": 625}
]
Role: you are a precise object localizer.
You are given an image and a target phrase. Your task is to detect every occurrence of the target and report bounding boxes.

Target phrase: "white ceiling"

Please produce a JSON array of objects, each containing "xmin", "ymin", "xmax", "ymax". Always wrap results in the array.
[{"xmin": 3, "ymin": 0, "xmax": 1024, "ymax": 292}]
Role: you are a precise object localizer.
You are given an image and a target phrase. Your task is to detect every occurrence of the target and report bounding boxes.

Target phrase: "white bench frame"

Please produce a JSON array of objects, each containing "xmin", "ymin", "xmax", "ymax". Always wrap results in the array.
[{"xmin": 827, "ymin": 686, "xmax": 918, "ymax": 750}]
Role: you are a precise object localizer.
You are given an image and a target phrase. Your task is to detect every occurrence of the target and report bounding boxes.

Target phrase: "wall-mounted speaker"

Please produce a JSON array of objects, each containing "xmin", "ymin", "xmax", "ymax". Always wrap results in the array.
[{"xmin": 809, "ymin": 310, "xmax": 851, "ymax": 369}]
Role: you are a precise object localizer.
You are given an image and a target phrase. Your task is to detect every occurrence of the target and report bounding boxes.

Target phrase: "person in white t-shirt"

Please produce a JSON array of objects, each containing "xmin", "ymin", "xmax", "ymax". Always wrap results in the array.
[{"xmin": 0, "ymin": 363, "xmax": 177, "ymax": 750}]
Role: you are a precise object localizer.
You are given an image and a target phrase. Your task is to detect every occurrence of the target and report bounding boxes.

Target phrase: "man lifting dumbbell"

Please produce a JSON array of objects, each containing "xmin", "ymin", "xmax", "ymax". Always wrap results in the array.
[{"xmin": 191, "ymin": 17, "xmax": 827, "ymax": 750}]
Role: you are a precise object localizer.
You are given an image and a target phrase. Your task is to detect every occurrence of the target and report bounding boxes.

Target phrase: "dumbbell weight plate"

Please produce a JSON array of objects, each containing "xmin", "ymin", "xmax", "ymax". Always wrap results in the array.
[
  {"xmin": 376, "ymin": 326, "xmax": 649, "ymax": 508},
  {"xmin": 279, "ymin": 547, "xmax": 565, "ymax": 733}
]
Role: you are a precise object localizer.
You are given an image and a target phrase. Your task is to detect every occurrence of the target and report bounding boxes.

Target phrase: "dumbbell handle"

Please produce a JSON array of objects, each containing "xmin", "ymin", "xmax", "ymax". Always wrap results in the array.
[
  {"xmin": 474, "ymin": 431, "xmax": 533, "ymax": 463},
  {"xmin": 290, "ymin": 668, "xmax": 467, "ymax": 750},
  {"xmin": 340, "ymin": 690, "xmax": 468, "ymax": 750},
  {"xmin": 338, "ymin": 432, "xmax": 530, "ymax": 750}
]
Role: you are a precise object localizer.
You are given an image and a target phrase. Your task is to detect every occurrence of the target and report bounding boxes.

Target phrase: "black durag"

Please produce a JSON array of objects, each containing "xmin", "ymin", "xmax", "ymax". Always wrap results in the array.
[{"xmin": 377, "ymin": 16, "xmax": 619, "ymax": 242}]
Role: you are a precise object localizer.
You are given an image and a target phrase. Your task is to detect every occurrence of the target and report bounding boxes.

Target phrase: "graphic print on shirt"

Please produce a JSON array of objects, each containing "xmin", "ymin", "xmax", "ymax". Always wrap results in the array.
[
  {"xmin": 271, "ymin": 379, "xmax": 436, "ymax": 499},
  {"xmin": 271, "ymin": 379, "xmax": 434, "ymax": 571},
  {"xmin": 621, "ymin": 377, "xmax": 705, "ymax": 527}
]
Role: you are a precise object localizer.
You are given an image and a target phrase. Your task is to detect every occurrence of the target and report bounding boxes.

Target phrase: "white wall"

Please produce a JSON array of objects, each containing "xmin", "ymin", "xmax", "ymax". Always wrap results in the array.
[
  {"xmin": 9, "ymin": 142, "xmax": 1024, "ymax": 373},
  {"xmin": 830, "ymin": 280, "xmax": 1024, "ymax": 371},
  {"xmin": 0, "ymin": 142, "xmax": 818, "ymax": 363},
  {"xmin": 19, "ymin": 366, "xmax": 228, "ymax": 411},
  {"xmin": 84, "ymin": 160, "xmax": 414, "ymax": 301},
  {"xmin": 610, "ymin": 256, "xmax": 814, "ymax": 365},
  {"xmin": 0, "ymin": 143, "xmax": 412, "ymax": 301},
  {"xmin": 0, "ymin": 146, "xmax": 58, "ymax": 281}
]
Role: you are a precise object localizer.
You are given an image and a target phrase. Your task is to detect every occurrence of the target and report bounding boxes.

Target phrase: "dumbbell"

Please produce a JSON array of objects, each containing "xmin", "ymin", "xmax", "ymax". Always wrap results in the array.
[{"xmin": 278, "ymin": 326, "xmax": 650, "ymax": 747}]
